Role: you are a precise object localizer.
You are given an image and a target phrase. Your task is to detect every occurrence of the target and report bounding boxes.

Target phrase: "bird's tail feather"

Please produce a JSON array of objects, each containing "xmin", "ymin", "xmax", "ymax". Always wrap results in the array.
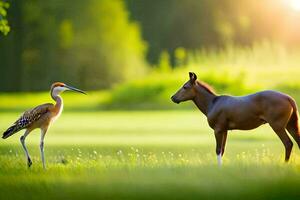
[{"xmin": 2, "ymin": 124, "xmax": 18, "ymax": 139}]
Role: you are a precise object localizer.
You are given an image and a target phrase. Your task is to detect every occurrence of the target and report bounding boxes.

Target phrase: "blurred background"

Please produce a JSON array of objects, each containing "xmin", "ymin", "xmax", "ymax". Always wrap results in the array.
[{"xmin": 1, "ymin": 0, "xmax": 300, "ymax": 112}]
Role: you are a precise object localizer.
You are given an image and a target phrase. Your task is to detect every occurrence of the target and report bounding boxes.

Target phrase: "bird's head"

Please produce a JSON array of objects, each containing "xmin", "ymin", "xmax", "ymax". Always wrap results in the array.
[{"xmin": 51, "ymin": 82, "xmax": 86, "ymax": 97}]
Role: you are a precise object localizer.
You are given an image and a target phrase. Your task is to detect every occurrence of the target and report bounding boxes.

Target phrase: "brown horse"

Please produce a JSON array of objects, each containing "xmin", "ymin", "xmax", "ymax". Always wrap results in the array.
[{"xmin": 171, "ymin": 72, "xmax": 300, "ymax": 165}]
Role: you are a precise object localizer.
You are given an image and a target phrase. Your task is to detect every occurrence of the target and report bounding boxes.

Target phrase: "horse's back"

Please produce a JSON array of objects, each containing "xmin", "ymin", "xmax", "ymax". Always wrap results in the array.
[
  {"xmin": 254, "ymin": 90, "xmax": 295, "ymax": 119},
  {"xmin": 249, "ymin": 90, "xmax": 294, "ymax": 110},
  {"xmin": 224, "ymin": 90, "xmax": 293, "ymax": 108},
  {"xmin": 252, "ymin": 90, "xmax": 292, "ymax": 100},
  {"xmin": 208, "ymin": 90, "xmax": 295, "ymax": 130}
]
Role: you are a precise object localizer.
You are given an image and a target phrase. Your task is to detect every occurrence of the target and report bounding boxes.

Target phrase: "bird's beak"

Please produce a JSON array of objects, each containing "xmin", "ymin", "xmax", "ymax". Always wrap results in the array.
[{"xmin": 64, "ymin": 85, "xmax": 87, "ymax": 95}]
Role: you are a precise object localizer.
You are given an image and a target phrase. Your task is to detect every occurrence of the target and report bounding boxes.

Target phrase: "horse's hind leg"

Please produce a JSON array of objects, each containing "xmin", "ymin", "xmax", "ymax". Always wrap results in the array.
[
  {"xmin": 286, "ymin": 125, "xmax": 300, "ymax": 149},
  {"xmin": 270, "ymin": 125, "xmax": 293, "ymax": 162}
]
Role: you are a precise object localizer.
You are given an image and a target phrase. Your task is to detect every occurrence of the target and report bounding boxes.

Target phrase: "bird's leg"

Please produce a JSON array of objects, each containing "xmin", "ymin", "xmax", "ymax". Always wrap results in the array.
[
  {"xmin": 40, "ymin": 129, "xmax": 47, "ymax": 169},
  {"xmin": 20, "ymin": 130, "xmax": 32, "ymax": 167}
]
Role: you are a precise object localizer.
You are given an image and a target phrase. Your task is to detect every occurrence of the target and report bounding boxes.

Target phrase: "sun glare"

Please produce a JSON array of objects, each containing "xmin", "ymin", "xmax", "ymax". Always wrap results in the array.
[{"xmin": 288, "ymin": 0, "xmax": 300, "ymax": 11}]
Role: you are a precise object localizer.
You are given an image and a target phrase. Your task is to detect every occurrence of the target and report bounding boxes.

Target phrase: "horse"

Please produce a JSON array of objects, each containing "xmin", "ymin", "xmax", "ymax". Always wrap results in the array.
[{"xmin": 171, "ymin": 72, "xmax": 300, "ymax": 165}]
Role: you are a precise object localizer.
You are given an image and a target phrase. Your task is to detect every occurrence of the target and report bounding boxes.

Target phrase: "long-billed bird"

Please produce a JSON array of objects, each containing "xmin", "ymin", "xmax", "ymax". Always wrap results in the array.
[{"xmin": 2, "ymin": 82, "xmax": 86, "ymax": 169}]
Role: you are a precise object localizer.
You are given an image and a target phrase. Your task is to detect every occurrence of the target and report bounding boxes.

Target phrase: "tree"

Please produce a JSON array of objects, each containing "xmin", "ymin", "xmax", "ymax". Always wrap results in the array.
[
  {"xmin": 0, "ymin": 0, "xmax": 148, "ymax": 91},
  {"xmin": 0, "ymin": 0, "xmax": 10, "ymax": 35},
  {"xmin": 65, "ymin": 0, "xmax": 148, "ymax": 89}
]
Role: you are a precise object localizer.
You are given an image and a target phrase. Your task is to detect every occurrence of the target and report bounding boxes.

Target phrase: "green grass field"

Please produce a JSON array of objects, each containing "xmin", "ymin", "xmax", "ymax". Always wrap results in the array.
[{"xmin": 0, "ymin": 110, "xmax": 300, "ymax": 200}]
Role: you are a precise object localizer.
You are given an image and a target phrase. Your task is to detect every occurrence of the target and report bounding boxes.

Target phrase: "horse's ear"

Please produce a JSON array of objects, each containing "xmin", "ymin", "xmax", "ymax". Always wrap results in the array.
[{"xmin": 189, "ymin": 72, "xmax": 197, "ymax": 83}]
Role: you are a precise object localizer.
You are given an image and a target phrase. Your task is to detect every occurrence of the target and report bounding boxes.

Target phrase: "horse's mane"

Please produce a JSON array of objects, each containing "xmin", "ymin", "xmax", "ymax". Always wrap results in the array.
[{"xmin": 196, "ymin": 81, "xmax": 217, "ymax": 95}]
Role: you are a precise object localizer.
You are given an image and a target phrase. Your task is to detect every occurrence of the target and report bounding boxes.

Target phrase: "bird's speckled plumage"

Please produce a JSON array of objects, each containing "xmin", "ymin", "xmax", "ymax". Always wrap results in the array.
[{"xmin": 2, "ymin": 103, "xmax": 54, "ymax": 139}]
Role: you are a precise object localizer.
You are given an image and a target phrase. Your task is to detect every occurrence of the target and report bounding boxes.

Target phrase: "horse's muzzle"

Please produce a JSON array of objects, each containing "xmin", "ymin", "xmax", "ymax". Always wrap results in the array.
[{"xmin": 171, "ymin": 96, "xmax": 180, "ymax": 104}]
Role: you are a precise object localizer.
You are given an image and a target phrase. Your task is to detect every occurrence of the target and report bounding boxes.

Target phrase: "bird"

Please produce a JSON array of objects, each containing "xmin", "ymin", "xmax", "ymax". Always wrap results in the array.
[{"xmin": 2, "ymin": 82, "xmax": 86, "ymax": 169}]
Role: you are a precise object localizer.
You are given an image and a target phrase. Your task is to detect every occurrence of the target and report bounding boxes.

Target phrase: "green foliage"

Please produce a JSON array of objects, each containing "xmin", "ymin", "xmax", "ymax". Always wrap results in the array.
[
  {"xmin": 157, "ymin": 51, "xmax": 171, "ymax": 72},
  {"xmin": 103, "ymin": 75, "xmax": 180, "ymax": 109},
  {"xmin": 71, "ymin": 0, "xmax": 148, "ymax": 89},
  {"xmin": 0, "ymin": 91, "xmax": 110, "ymax": 112},
  {"xmin": 0, "ymin": 1, "xmax": 9, "ymax": 35},
  {"xmin": 1, "ymin": 44, "xmax": 300, "ymax": 110},
  {"xmin": 1, "ymin": 1, "xmax": 300, "ymax": 92},
  {"xmin": 174, "ymin": 47, "xmax": 187, "ymax": 67},
  {"xmin": 106, "ymin": 41, "xmax": 300, "ymax": 109},
  {"xmin": 0, "ymin": 0, "xmax": 147, "ymax": 91},
  {"xmin": 59, "ymin": 19, "xmax": 74, "ymax": 49},
  {"xmin": 103, "ymin": 69, "xmax": 250, "ymax": 110}
]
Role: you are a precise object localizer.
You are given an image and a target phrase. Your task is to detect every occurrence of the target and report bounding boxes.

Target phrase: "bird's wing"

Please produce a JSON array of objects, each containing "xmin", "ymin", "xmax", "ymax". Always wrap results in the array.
[
  {"xmin": 13, "ymin": 103, "xmax": 54, "ymax": 130},
  {"xmin": 2, "ymin": 103, "xmax": 54, "ymax": 139}
]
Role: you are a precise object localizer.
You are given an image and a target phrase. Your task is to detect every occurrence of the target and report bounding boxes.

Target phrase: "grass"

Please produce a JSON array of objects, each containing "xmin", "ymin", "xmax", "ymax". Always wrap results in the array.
[{"xmin": 0, "ymin": 110, "xmax": 300, "ymax": 200}]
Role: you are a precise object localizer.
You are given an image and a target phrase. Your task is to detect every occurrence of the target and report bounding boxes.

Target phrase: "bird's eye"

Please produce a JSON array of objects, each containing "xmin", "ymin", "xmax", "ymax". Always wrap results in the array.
[{"xmin": 183, "ymin": 86, "xmax": 188, "ymax": 90}]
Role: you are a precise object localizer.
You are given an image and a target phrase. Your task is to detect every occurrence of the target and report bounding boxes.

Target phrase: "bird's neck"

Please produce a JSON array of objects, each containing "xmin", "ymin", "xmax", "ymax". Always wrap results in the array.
[{"xmin": 52, "ymin": 95, "xmax": 64, "ymax": 117}]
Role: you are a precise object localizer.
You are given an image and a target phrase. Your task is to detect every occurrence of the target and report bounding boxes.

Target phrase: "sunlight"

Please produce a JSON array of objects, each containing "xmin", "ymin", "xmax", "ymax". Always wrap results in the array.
[{"xmin": 288, "ymin": 0, "xmax": 300, "ymax": 11}]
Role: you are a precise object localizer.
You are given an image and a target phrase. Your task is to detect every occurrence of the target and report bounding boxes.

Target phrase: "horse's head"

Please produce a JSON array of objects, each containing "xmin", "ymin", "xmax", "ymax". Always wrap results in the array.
[{"xmin": 171, "ymin": 72, "xmax": 197, "ymax": 104}]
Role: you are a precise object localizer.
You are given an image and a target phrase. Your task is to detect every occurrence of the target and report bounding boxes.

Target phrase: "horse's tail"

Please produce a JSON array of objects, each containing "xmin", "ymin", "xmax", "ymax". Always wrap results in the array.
[{"xmin": 286, "ymin": 97, "xmax": 300, "ymax": 148}]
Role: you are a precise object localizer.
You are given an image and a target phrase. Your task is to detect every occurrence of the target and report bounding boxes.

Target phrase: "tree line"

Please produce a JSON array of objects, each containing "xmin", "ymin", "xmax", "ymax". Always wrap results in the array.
[
  {"xmin": 0, "ymin": 0, "xmax": 147, "ymax": 91},
  {"xmin": 1, "ymin": 0, "xmax": 300, "ymax": 91}
]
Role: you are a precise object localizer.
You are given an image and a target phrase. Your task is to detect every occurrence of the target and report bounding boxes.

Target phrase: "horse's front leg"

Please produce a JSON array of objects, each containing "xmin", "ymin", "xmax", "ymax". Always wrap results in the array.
[
  {"xmin": 221, "ymin": 132, "xmax": 228, "ymax": 156},
  {"xmin": 214, "ymin": 129, "xmax": 227, "ymax": 166}
]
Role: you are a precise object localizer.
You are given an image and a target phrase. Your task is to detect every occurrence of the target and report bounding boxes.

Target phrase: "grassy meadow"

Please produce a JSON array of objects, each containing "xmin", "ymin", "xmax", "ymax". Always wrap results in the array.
[
  {"xmin": 1, "ymin": 45, "xmax": 300, "ymax": 199},
  {"xmin": 0, "ymin": 111, "xmax": 300, "ymax": 200}
]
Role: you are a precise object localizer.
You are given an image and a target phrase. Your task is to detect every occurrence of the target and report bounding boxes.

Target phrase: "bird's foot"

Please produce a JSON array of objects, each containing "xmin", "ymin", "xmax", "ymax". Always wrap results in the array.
[{"xmin": 27, "ymin": 158, "xmax": 32, "ymax": 168}]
